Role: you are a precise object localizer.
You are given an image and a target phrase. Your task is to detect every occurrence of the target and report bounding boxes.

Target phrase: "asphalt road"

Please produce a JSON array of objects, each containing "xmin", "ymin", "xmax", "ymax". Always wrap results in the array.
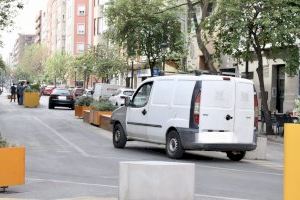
[{"xmin": 0, "ymin": 92, "xmax": 283, "ymax": 200}]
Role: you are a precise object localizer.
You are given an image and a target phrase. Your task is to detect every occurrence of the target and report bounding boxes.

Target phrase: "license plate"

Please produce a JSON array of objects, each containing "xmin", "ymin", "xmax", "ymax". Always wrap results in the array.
[{"xmin": 58, "ymin": 96, "xmax": 67, "ymax": 100}]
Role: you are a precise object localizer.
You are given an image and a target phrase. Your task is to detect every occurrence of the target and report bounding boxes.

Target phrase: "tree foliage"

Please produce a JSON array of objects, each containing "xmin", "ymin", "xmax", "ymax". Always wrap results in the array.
[
  {"xmin": 16, "ymin": 44, "xmax": 48, "ymax": 81},
  {"xmin": 45, "ymin": 52, "xmax": 73, "ymax": 84},
  {"xmin": 205, "ymin": 0, "xmax": 300, "ymax": 134},
  {"xmin": 91, "ymin": 44, "xmax": 127, "ymax": 80},
  {"xmin": 0, "ymin": 0, "xmax": 23, "ymax": 45},
  {"xmin": 106, "ymin": 0, "xmax": 184, "ymax": 76}
]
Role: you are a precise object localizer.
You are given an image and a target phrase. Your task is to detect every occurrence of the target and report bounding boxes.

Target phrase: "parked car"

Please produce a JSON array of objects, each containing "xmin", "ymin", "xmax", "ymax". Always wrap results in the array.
[
  {"xmin": 93, "ymin": 83, "xmax": 121, "ymax": 101},
  {"xmin": 82, "ymin": 89, "xmax": 94, "ymax": 98},
  {"xmin": 111, "ymin": 75, "xmax": 258, "ymax": 161},
  {"xmin": 48, "ymin": 88, "xmax": 75, "ymax": 110},
  {"xmin": 43, "ymin": 85, "xmax": 56, "ymax": 96},
  {"xmin": 109, "ymin": 88, "xmax": 135, "ymax": 106},
  {"xmin": 72, "ymin": 87, "xmax": 85, "ymax": 99}
]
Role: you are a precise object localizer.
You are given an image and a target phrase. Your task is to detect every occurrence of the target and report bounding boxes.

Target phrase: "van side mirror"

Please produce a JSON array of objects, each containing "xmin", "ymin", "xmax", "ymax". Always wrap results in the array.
[{"xmin": 125, "ymin": 96, "xmax": 131, "ymax": 107}]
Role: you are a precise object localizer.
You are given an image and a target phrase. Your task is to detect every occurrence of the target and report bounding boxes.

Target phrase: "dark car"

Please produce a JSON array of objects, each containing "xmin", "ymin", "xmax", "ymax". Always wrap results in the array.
[{"xmin": 48, "ymin": 88, "xmax": 75, "ymax": 110}]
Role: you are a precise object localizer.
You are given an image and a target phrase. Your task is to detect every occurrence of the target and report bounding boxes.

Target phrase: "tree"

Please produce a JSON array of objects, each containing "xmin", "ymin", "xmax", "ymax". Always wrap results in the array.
[
  {"xmin": 0, "ymin": 0, "xmax": 23, "ymax": 45},
  {"xmin": 205, "ymin": 0, "xmax": 300, "ymax": 134},
  {"xmin": 106, "ymin": 0, "xmax": 184, "ymax": 76},
  {"xmin": 45, "ymin": 53, "xmax": 73, "ymax": 86},
  {"xmin": 17, "ymin": 44, "xmax": 48, "ymax": 81},
  {"xmin": 186, "ymin": 0, "xmax": 217, "ymax": 72},
  {"xmin": 92, "ymin": 44, "xmax": 127, "ymax": 82}
]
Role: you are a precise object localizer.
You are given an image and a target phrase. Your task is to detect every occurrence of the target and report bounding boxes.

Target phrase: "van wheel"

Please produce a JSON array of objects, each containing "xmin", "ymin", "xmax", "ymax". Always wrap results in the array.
[
  {"xmin": 226, "ymin": 151, "xmax": 246, "ymax": 161},
  {"xmin": 113, "ymin": 123, "xmax": 127, "ymax": 148},
  {"xmin": 166, "ymin": 130, "xmax": 184, "ymax": 159}
]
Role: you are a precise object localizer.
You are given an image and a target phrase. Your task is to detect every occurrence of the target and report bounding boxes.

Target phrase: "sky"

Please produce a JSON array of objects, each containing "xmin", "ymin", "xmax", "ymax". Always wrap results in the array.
[{"xmin": 0, "ymin": 0, "xmax": 47, "ymax": 63}]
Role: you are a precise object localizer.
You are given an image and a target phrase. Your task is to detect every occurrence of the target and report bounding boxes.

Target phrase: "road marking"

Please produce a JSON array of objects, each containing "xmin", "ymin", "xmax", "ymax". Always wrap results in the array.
[
  {"xmin": 33, "ymin": 117, "xmax": 90, "ymax": 157},
  {"xmin": 195, "ymin": 193, "xmax": 250, "ymax": 200},
  {"xmin": 196, "ymin": 164, "xmax": 283, "ymax": 176},
  {"xmin": 27, "ymin": 178, "xmax": 118, "ymax": 188}
]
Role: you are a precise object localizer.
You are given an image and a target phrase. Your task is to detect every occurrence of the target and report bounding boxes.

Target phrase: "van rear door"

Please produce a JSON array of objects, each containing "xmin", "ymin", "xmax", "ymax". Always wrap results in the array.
[
  {"xmin": 234, "ymin": 81, "xmax": 255, "ymax": 143},
  {"xmin": 200, "ymin": 78, "xmax": 235, "ymax": 134}
]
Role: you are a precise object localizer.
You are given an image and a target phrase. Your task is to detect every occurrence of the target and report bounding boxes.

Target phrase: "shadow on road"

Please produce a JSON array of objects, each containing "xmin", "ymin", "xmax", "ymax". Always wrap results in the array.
[{"xmin": 124, "ymin": 145, "xmax": 232, "ymax": 163}]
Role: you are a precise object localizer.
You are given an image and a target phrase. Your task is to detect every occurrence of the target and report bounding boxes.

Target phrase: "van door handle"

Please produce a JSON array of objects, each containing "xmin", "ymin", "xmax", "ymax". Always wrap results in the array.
[
  {"xmin": 225, "ymin": 114, "xmax": 233, "ymax": 120},
  {"xmin": 142, "ymin": 109, "xmax": 147, "ymax": 115}
]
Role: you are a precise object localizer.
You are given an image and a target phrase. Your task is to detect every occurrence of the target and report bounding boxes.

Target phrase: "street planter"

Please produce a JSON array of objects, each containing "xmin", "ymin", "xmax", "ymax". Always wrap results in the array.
[
  {"xmin": 83, "ymin": 110, "xmax": 91, "ymax": 123},
  {"xmin": 90, "ymin": 110, "xmax": 112, "ymax": 126},
  {"xmin": 99, "ymin": 114, "xmax": 113, "ymax": 131},
  {"xmin": 0, "ymin": 138, "xmax": 25, "ymax": 190},
  {"xmin": 75, "ymin": 105, "xmax": 91, "ymax": 118},
  {"xmin": 284, "ymin": 123, "xmax": 300, "ymax": 200},
  {"xmin": 23, "ymin": 92, "xmax": 40, "ymax": 108},
  {"xmin": 74, "ymin": 96, "xmax": 93, "ymax": 118},
  {"xmin": 89, "ymin": 100, "xmax": 116, "ymax": 126}
]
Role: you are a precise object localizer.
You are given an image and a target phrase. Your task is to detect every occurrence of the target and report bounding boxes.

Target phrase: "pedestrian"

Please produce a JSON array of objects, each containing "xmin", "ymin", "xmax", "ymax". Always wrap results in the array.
[
  {"xmin": 16, "ymin": 83, "xmax": 21, "ymax": 104},
  {"xmin": 10, "ymin": 84, "xmax": 17, "ymax": 102},
  {"xmin": 17, "ymin": 82, "xmax": 25, "ymax": 105}
]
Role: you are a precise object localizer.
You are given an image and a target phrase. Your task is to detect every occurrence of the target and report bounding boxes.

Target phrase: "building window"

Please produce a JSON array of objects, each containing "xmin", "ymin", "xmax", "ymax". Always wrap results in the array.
[
  {"xmin": 77, "ymin": 43, "xmax": 85, "ymax": 53},
  {"xmin": 97, "ymin": 17, "xmax": 103, "ymax": 34},
  {"xmin": 78, "ymin": 5, "xmax": 85, "ymax": 16},
  {"xmin": 77, "ymin": 24, "xmax": 85, "ymax": 35}
]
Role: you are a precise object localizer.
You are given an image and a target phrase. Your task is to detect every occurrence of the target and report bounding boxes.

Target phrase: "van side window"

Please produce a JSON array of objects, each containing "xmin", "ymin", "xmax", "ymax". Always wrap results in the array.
[{"xmin": 132, "ymin": 82, "xmax": 153, "ymax": 107}]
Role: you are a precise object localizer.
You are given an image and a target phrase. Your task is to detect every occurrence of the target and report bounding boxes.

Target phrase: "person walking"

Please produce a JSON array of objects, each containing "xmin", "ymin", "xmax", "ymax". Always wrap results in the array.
[
  {"xmin": 17, "ymin": 82, "xmax": 25, "ymax": 105},
  {"xmin": 10, "ymin": 84, "xmax": 17, "ymax": 102}
]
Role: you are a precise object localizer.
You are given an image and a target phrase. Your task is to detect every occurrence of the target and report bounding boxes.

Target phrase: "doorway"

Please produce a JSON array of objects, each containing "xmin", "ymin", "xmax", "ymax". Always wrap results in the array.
[{"xmin": 276, "ymin": 65, "xmax": 285, "ymax": 113}]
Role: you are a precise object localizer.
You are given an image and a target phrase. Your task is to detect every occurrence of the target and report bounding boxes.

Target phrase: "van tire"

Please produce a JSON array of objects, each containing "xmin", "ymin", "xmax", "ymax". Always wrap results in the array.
[
  {"xmin": 113, "ymin": 123, "xmax": 127, "ymax": 148},
  {"xmin": 226, "ymin": 151, "xmax": 246, "ymax": 161},
  {"xmin": 166, "ymin": 130, "xmax": 184, "ymax": 159}
]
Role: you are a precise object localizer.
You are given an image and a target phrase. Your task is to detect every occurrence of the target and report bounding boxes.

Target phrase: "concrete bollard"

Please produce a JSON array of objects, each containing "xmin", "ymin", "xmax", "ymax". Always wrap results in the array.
[
  {"xmin": 245, "ymin": 136, "xmax": 267, "ymax": 160},
  {"xmin": 119, "ymin": 161, "xmax": 195, "ymax": 200}
]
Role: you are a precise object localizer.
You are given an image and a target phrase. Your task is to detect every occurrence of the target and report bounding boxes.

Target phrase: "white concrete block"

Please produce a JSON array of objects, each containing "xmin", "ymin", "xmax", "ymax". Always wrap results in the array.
[
  {"xmin": 119, "ymin": 161, "xmax": 195, "ymax": 200},
  {"xmin": 245, "ymin": 136, "xmax": 268, "ymax": 160}
]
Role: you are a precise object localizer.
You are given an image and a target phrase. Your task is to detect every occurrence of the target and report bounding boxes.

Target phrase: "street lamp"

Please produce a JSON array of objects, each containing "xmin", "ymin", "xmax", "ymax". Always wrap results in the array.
[{"xmin": 161, "ymin": 43, "xmax": 168, "ymax": 73}]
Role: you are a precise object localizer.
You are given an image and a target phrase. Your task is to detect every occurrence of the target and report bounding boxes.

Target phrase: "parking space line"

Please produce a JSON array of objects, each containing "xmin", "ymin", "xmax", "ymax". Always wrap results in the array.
[
  {"xmin": 196, "ymin": 164, "xmax": 283, "ymax": 176},
  {"xmin": 33, "ymin": 117, "xmax": 90, "ymax": 157},
  {"xmin": 195, "ymin": 193, "xmax": 251, "ymax": 200},
  {"xmin": 27, "ymin": 178, "xmax": 118, "ymax": 188}
]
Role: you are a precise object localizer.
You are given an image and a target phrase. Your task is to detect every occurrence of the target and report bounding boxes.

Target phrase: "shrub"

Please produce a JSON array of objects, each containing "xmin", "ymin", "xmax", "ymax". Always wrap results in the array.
[
  {"xmin": 91, "ymin": 99, "xmax": 117, "ymax": 111},
  {"xmin": 0, "ymin": 135, "xmax": 9, "ymax": 148},
  {"xmin": 24, "ymin": 84, "xmax": 40, "ymax": 93},
  {"xmin": 75, "ymin": 96, "xmax": 94, "ymax": 106}
]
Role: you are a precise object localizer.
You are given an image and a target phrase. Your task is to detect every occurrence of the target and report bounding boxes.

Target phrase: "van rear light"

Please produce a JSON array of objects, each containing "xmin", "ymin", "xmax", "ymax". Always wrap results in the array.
[
  {"xmin": 194, "ymin": 92, "xmax": 201, "ymax": 125},
  {"xmin": 254, "ymin": 93, "xmax": 259, "ymax": 130}
]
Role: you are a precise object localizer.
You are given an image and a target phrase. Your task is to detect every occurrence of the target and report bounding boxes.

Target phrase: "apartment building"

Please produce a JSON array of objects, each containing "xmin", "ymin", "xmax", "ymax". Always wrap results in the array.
[
  {"xmin": 11, "ymin": 34, "xmax": 35, "ymax": 66},
  {"xmin": 65, "ymin": 0, "xmax": 92, "ymax": 55},
  {"xmin": 47, "ymin": 0, "xmax": 67, "ymax": 53}
]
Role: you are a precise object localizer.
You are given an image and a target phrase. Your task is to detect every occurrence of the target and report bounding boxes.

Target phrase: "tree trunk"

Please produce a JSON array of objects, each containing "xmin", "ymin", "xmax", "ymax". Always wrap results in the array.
[
  {"xmin": 187, "ymin": 0, "xmax": 217, "ymax": 73},
  {"xmin": 256, "ymin": 51, "xmax": 274, "ymax": 135}
]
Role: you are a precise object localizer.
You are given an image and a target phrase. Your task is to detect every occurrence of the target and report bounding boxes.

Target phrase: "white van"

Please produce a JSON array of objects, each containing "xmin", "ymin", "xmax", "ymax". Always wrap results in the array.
[
  {"xmin": 93, "ymin": 83, "xmax": 121, "ymax": 101},
  {"xmin": 111, "ymin": 75, "xmax": 258, "ymax": 161}
]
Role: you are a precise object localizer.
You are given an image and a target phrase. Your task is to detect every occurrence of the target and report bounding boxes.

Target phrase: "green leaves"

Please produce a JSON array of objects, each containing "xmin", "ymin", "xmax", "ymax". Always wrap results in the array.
[
  {"xmin": 45, "ymin": 52, "xmax": 73, "ymax": 83},
  {"xmin": 205, "ymin": 0, "xmax": 300, "ymax": 73},
  {"xmin": 106, "ymin": 0, "xmax": 184, "ymax": 73},
  {"xmin": 0, "ymin": 0, "xmax": 23, "ymax": 33}
]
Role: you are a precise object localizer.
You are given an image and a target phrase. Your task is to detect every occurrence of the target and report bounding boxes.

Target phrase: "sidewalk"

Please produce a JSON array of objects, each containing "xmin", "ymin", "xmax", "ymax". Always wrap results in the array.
[{"xmin": 267, "ymin": 135, "xmax": 284, "ymax": 144}]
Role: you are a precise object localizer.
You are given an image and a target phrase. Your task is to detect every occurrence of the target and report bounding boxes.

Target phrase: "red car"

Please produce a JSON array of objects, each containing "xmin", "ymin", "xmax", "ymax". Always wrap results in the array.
[{"xmin": 43, "ymin": 85, "xmax": 56, "ymax": 96}]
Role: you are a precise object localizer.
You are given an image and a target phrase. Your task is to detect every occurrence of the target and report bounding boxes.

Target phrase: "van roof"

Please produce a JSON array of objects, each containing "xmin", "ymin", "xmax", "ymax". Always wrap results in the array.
[{"xmin": 145, "ymin": 75, "xmax": 253, "ymax": 84}]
